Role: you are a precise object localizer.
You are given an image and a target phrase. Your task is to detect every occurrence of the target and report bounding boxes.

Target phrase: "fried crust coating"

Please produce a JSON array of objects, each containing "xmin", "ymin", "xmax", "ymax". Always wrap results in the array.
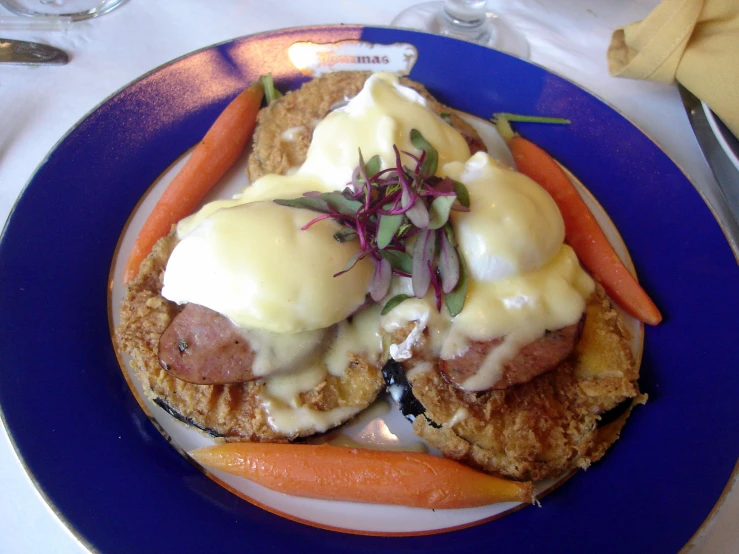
[
  {"xmin": 246, "ymin": 71, "xmax": 481, "ymax": 181},
  {"xmin": 116, "ymin": 232, "xmax": 384, "ymax": 442},
  {"xmin": 405, "ymin": 286, "xmax": 645, "ymax": 481}
]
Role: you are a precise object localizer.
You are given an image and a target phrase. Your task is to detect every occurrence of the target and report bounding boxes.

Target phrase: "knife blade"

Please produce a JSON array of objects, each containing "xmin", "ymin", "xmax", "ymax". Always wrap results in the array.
[
  {"xmin": 679, "ymin": 84, "xmax": 739, "ymax": 254},
  {"xmin": 0, "ymin": 37, "xmax": 68, "ymax": 65}
]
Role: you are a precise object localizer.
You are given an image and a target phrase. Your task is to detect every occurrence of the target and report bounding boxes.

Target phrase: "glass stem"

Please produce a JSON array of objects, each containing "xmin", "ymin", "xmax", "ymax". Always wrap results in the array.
[{"xmin": 438, "ymin": 0, "xmax": 492, "ymax": 42}]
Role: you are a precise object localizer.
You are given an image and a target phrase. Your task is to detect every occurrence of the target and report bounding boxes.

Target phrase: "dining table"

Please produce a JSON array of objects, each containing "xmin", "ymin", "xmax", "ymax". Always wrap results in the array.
[{"xmin": 1, "ymin": 0, "xmax": 737, "ymax": 552}]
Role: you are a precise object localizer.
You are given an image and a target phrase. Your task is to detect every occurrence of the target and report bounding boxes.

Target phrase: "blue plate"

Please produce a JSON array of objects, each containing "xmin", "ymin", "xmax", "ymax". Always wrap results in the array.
[{"xmin": 1, "ymin": 26, "xmax": 737, "ymax": 553}]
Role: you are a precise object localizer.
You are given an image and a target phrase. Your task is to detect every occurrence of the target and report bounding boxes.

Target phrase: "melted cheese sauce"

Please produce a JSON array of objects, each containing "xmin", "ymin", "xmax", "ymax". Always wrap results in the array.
[
  {"xmin": 258, "ymin": 310, "xmax": 384, "ymax": 434},
  {"xmin": 261, "ymin": 399, "xmax": 361, "ymax": 436},
  {"xmin": 299, "ymin": 72, "xmax": 471, "ymax": 189},
  {"xmin": 325, "ymin": 306, "xmax": 383, "ymax": 376},
  {"xmin": 445, "ymin": 245, "xmax": 594, "ymax": 359},
  {"xmin": 382, "ymin": 245, "xmax": 594, "ymax": 391},
  {"xmin": 175, "ymin": 172, "xmax": 332, "ymax": 237},
  {"xmin": 239, "ymin": 327, "xmax": 326, "ymax": 377},
  {"xmin": 264, "ymin": 363, "xmax": 328, "ymax": 404},
  {"xmin": 446, "ymin": 407, "xmax": 470, "ymax": 427}
]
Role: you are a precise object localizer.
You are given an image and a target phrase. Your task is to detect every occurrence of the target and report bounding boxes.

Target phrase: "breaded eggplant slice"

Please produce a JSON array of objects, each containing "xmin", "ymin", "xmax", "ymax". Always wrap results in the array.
[
  {"xmin": 246, "ymin": 71, "xmax": 485, "ymax": 181},
  {"xmin": 388, "ymin": 286, "xmax": 644, "ymax": 481},
  {"xmin": 116, "ymin": 232, "xmax": 384, "ymax": 442}
]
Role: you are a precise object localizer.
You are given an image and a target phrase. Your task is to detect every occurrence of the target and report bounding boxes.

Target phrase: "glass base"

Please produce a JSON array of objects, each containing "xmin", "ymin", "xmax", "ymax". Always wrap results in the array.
[
  {"xmin": 0, "ymin": 0, "xmax": 129, "ymax": 21},
  {"xmin": 391, "ymin": 1, "xmax": 530, "ymax": 60}
]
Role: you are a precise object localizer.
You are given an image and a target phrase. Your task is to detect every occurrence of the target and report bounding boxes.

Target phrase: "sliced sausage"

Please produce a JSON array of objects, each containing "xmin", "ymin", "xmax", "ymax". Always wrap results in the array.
[
  {"xmin": 439, "ymin": 319, "xmax": 584, "ymax": 390},
  {"xmin": 158, "ymin": 303, "xmax": 257, "ymax": 384}
]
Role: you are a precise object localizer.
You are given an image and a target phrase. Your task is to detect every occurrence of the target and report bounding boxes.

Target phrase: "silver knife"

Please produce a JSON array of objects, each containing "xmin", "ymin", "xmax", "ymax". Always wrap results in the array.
[
  {"xmin": 679, "ymin": 84, "xmax": 739, "ymax": 254},
  {"xmin": 0, "ymin": 37, "xmax": 68, "ymax": 65}
]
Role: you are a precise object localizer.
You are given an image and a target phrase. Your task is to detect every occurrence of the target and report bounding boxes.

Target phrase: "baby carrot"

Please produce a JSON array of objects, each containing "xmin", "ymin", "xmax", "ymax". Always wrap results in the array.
[
  {"xmin": 495, "ymin": 117, "xmax": 662, "ymax": 325},
  {"xmin": 123, "ymin": 82, "xmax": 264, "ymax": 283},
  {"xmin": 190, "ymin": 443, "xmax": 533, "ymax": 509}
]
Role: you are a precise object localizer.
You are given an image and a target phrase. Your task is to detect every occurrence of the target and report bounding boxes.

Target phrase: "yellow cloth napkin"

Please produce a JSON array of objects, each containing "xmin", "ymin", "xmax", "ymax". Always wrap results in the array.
[{"xmin": 608, "ymin": 0, "xmax": 739, "ymax": 138}]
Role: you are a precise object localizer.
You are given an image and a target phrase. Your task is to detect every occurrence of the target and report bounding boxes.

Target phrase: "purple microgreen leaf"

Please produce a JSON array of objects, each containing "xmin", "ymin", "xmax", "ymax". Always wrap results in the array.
[
  {"xmin": 277, "ymin": 136, "xmax": 470, "ymax": 317},
  {"xmin": 381, "ymin": 294, "xmax": 412, "ymax": 316},
  {"xmin": 380, "ymin": 249, "xmax": 413, "ymax": 275},
  {"xmin": 377, "ymin": 210, "xmax": 404, "ymax": 249},
  {"xmin": 274, "ymin": 196, "xmax": 330, "ymax": 213},
  {"xmin": 412, "ymin": 229, "xmax": 436, "ymax": 298},
  {"xmin": 320, "ymin": 191, "xmax": 362, "ymax": 216},
  {"xmin": 350, "ymin": 166, "xmax": 363, "ymax": 192},
  {"xmin": 415, "ymin": 150, "xmax": 427, "ymax": 175},
  {"xmin": 355, "ymin": 219, "xmax": 368, "ymax": 250},
  {"xmin": 406, "ymin": 198, "xmax": 430, "ymax": 229},
  {"xmin": 432, "ymin": 177, "xmax": 456, "ymax": 195},
  {"xmin": 334, "ymin": 249, "xmax": 370, "ymax": 278},
  {"xmin": 369, "ymin": 257, "xmax": 392, "ymax": 301},
  {"xmin": 334, "ymin": 228, "xmax": 358, "ymax": 243},
  {"xmin": 394, "ymin": 146, "xmax": 414, "ymax": 193},
  {"xmin": 400, "ymin": 186, "xmax": 430, "ymax": 228},
  {"xmin": 427, "ymin": 195, "xmax": 456, "ymax": 230},
  {"xmin": 341, "ymin": 187, "xmax": 357, "ymax": 200},
  {"xmin": 444, "ymin": 255, "xmax": 468, "ymax": 317},
  {"xmin": 439, "ymin": 225, "xmax": 460, "ymax": 293},
  {"xmin": 399, "ymin": 186, "xmax": 412, "ymax": 208},
  {"xmin": 410, "ymin": 129, "xmax": 438, "ymax": 177},
  {"xmin": 428, "ymin": 262, "xmax": 442, "ymax": 311},
  {"xmin": 451, "ymin": 179, "xmax": 470, "ymax": 208}
]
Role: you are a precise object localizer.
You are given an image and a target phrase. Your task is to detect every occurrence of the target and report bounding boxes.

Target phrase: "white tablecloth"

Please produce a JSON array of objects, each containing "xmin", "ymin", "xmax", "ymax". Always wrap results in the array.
[{"xmin": 1, "ymin": 0, "xmax": 736, "ymax": 552}]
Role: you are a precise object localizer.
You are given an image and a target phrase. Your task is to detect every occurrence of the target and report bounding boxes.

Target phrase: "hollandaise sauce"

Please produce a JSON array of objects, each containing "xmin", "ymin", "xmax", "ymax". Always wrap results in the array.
[
  {"xmin": 382, "ymin": 153, "xmax": 594, "ymax": 392},
  {"xmin": 258, "ymin": 307, "xmax": 383, "ymax": 435},
  {"xmin": 159, "ymin": 70, "xmax": 597, "ymax": 437}
]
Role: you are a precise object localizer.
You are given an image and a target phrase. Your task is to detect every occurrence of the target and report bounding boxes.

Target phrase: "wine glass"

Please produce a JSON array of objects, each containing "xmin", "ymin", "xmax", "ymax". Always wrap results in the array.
[
  {"xmin": 0, "ymin": 0, "xmax": 128, "ymax": 21},
  {"xmin": 392, "ymin": 0, "xmax": 529, "ymax": 59}
]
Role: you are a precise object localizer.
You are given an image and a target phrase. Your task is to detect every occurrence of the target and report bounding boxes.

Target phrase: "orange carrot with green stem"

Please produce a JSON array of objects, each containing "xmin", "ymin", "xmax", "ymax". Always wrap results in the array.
[
  {"xmin": 494, "ymin": 114, "xmax": 662, "ymax": 326},
  {"xmin": 123, "ymin": 82, "xmax": 265, "ymax": 283},
  {"xmin": 190, "ymin": 443, "xmax": 533, "ymax": 508}
]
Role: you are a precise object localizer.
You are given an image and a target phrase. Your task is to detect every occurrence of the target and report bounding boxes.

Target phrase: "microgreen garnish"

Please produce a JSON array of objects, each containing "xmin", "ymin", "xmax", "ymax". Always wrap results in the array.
[
  {"xmin": 410, "ymin": 129, "xmax": 438, "ymax": 176},
  {"xmin": 379, "ymin": 249, "xmax": 412, "ymax": 275},
  {"xmin": 381, "ymin": 294, "xmax": 412, "ymax": 316},
  {"xmin": 444, "ymin": 256, "xmax": 468, "ymax": 317},
  {"xmin": 492, "ymin": 113, "xmax": 571, "ymax": 125},
  {"xmin": 491, "ymin": 112, "xmax": 571, "ymax": 143},
  {"xmin": 274, "ymin": 130, "xmax": 470, "ymax": 315},
  {"xmin": 259, "ymin": 73, "xmax": 283, "ymax": 105},
  {"xmin": 439, "ymin": 112, "xmax": 452, "ymax": 125}
]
